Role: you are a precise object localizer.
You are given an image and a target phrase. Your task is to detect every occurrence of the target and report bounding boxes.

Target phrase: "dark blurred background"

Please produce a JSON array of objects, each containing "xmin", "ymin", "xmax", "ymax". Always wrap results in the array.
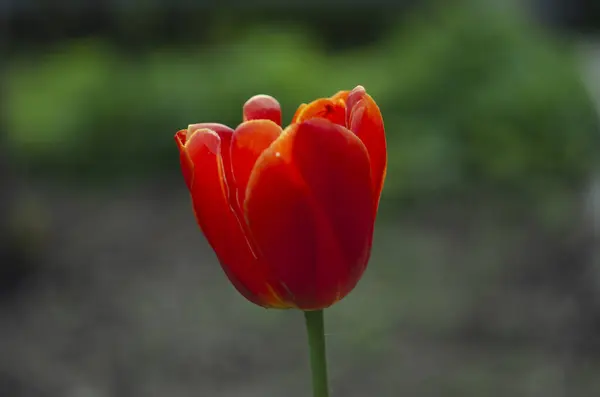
[{"xmin": 2, "ymin": 0, "xmax": 600, "ymax": 396}]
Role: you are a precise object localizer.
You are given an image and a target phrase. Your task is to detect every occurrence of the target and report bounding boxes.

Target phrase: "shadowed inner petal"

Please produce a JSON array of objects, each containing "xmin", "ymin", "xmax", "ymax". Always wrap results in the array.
[
  {"xmin": 292, "ymin": 98, "xmax": 346, "ymax": 127},
  {"xmin": 330, "ymin": 90, "xmax": 350, "ymax": 104},
  {"xmin": 230, "ymin": 119, "xmax": 282, "ymax": 214},
  {"xmin": 345, "ymin": 85, "xmax": 366, "ymax": 126}
]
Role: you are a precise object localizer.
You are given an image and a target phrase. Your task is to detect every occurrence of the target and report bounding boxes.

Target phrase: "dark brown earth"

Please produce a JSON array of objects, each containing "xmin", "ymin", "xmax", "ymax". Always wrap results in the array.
[{"xmin": 1, "ymin": 179, "xmax": 600, "ymax": 397}]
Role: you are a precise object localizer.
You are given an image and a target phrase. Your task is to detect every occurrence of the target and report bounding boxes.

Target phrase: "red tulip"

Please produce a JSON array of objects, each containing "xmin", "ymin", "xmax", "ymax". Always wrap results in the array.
[{"xmin": 175, "ymin": 86, "xmax": 386, "ymax": 310}]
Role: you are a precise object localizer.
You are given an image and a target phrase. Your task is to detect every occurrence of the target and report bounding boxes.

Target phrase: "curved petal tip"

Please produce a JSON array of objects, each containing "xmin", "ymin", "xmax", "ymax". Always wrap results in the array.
[{"xmin": 243, "ymin": 94, "xmax": 282, "ymax": 126}]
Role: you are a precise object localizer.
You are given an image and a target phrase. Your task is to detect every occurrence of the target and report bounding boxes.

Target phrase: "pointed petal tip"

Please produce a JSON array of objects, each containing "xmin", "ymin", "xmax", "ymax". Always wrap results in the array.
[{"xmin": 175, "ymin": 129, "xmax": 187, "ymax": 151}]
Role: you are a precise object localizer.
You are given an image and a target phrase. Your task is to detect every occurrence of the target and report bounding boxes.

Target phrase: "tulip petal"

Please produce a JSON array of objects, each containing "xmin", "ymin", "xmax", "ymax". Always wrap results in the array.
[
  {"xmin": 188, "ymin": 122, "xmax": 234, "ymax": 137},
  {"xmin": 245, "ymin": 118, "xmax": 374, "ymax": 309},
  {"xmin": 330, "ymin": 90, "xmax": 350, "ymax": 103},
  {"xmin": 230, "ymin": 119, "xmax": 282, "ymax": 210},
  {"xmin": 291, "ymin": 103, "xmax": 307, "ymax": 124},
  {"xmin": 184, "ymin": 128, "xmax": 292, "ymax": 308},
  {"xmin": 347, "ymin": 87, "xmax": 387, "ymax": 210},
  {"xmin": 243, "ymin": 94, "xmax": 282, "ymax": 126},
  {"xmin": 345, "ymin": 86, "xmax": 366, "ymax": 126},
  {"xmin": 175, "ymin": 129, "xmax": 193, "ymax": 190},
  {"xmin": 292, "ymin": 98, "xmax": 346, "ymax": 127},
  {"xmin": 187, "ymin": 122, "xmax": 235, "ymax": 190}
]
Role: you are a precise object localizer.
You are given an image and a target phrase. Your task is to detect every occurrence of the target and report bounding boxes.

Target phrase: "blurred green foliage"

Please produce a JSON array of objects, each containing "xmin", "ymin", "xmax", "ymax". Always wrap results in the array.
[{"xmin": 5, "ymin": 7, "xmax": 599, "ymax": 203}]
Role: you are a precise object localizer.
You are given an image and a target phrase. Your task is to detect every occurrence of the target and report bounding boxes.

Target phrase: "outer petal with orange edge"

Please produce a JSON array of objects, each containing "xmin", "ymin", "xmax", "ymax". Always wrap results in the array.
[
  {"xmin": 180, "ymin": 127, "xmax": 292, "ymax": 309},
  {"xmin": 244, "ymin": 118, "xmax": 375, "ymax": 310}
]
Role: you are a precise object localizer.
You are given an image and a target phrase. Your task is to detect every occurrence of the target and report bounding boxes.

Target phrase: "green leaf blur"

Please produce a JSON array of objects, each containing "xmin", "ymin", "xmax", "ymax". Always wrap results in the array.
[{"xmin": 6, "ymin": 7, "xmax": 599, "ymax": 206}]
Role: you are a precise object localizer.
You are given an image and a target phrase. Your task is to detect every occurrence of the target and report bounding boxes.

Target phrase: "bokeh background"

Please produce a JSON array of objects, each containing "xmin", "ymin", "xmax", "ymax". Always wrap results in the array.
[{"xmin": 2, "ymin": 0, "xmax": 600, "ymax": 396}]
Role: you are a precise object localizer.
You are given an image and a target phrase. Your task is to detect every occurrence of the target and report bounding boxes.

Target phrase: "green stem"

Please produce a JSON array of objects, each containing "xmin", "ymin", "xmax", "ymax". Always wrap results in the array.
[{"xmin": 304, "ymin": 309, "xmax": 330, "ymax": 397}]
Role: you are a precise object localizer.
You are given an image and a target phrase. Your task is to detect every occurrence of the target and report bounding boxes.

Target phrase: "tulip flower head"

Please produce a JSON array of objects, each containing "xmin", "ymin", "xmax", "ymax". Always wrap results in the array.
[{"xmin": 175, "ymin": 86, "xmax": 386, "ymax": 310}]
